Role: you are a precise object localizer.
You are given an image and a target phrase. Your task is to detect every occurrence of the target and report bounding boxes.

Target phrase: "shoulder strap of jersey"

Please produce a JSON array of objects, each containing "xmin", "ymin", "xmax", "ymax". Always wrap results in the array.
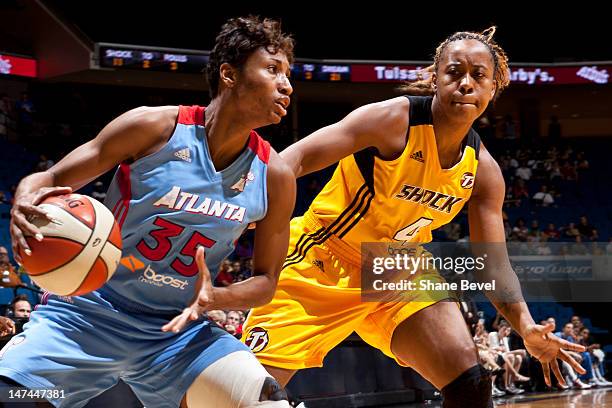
[
  {"xmin": 465, "ymin": 128, "xmax": 482, "ymax": 160},
  {"xmin": 405, "ymin": 95, "xmax": 433, "ymax": 126}
]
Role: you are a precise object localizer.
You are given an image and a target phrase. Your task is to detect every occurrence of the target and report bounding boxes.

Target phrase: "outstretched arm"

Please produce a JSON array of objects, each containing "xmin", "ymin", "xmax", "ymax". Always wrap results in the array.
[
  {"xmin": 10, "ymin": 106, "xmax": 177, "ymax": 263},
  {"xmin": 280, "ymin": 97, "xmax": 410, "ymax": 178},
  {"xmin": 468, "ymin": 146, "xmax": 586, "ymax": 387}
]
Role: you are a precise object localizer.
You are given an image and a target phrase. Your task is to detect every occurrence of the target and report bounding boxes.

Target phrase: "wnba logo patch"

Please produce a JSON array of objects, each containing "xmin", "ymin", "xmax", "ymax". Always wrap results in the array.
[
  {"xmin": 245, "ymin": 327, "xmax": 269, "ymax": 353},
  {"xmin": 460, "ymin": 172, "xmax": 475, "ymax": 189}
]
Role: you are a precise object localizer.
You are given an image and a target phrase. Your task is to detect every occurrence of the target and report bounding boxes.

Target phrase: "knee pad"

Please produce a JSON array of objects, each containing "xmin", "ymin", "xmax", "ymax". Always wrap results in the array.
[
  {"xmin": 441, "ymin": 364, "xmax": 492, "ymax": 408},
  {"xmin": 185, "ymin": 351, "xmax": 289, "ymax": 408}
]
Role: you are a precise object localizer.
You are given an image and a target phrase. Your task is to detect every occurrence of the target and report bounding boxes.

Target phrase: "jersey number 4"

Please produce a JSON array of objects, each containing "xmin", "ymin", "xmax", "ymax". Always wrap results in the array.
[
  {"xmin": 393, "ymin": 217, "xmax": 433, "ymax": 241},
  {"xmin": 136, "ymin": 217, "xmax": 216, "ymax": 277}
]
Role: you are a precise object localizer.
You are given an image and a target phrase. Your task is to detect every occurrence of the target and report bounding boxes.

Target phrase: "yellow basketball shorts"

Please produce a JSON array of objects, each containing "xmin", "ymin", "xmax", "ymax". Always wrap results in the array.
[{"xmin": 243, "ymin": 214, "xmax": 451, "ymax": 370}]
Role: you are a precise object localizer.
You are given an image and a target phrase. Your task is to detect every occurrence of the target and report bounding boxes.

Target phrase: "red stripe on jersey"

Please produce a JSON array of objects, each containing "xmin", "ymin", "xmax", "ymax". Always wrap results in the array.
[
  {"xmin": 178, "ymin": 105, "xmax": 206, "ymax": 125},
  {"xmin": 248, "ymin": 130, "xmax": 271, "ymax": 164},
  {"xmin": 117, "ymin": 163, "xmax": 132, "ymax": 227}
]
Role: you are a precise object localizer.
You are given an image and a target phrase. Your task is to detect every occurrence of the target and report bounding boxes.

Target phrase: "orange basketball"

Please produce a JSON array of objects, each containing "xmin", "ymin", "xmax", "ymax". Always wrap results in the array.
[{"xmin": 19, "ymin": 193, "xmax": 122, "ymax": 296}]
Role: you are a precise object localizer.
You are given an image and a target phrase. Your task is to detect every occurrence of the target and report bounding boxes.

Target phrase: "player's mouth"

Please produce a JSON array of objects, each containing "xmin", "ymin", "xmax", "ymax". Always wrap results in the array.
[
  {"xmin": 274, "ymin": 100, "xmax": 288, "ymax": 117},
  {"xmin": 452, "ymin": 99, "xmax": 478, "ymax": 107}
]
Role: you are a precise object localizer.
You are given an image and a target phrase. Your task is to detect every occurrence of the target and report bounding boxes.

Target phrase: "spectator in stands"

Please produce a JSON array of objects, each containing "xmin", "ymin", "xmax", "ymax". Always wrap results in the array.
[
  {"xmin": 473, "ymin": 319, "xmax": 505, "ymax": 397},
  {"xmin": 515, "ymin": 161, "xmax": 532, "ymax": 181},
  {"xmin": 0, "ymin": 246, "xmax": 22, "ymax": 289},
  {"xmin": 571, "ymin": 236, "xmax": 588, "ymax": 255},
  {"xmin": 91, "ymin": 181, "xmax": 107, "ymax": 202},
  {"xmin": 560, "ymin": 147, "xmax": 574, "ymax": 161},
  {"xmin": 512, "ymin": 218, "xmax": 529, "ymax": 242},
  {"xmin": 528, "ymin": 220, "xmax": 541, "ymax": 241},
  {"xmin": 575, "ymin": 151, "xmax": 589, "ymax": 172},
  {"xmin": 503, "ymin": 150, "xmax": 519, "ymax": 169},
  {"xmin": 241, "ymin": 258, "xmax": 254, "ymax": 279},
  {"xmin": 214, "ymin": 260, "xmax": 234, "ymax": 287},
  {"xmin": 547, "ymin": 318, "xmax": 591, "ymax": 389},
  {"xmin": 504, "ymin": 186, "xmax": 521, "ymax": 208},
  {"xmin": 0, "ymin": 191, "xmax": 7, "ymax": 204},
  {"xmin": 535, "ymin": 237, "xmax": 552, "ymax": 255},
  {"xmin": 206, "ymin": 310, "xmax": 226, "ymax": 328},
  {"xmin": 489, "ymin": 321, "xmax": 529, "ymax": 394},
  {"xmin": 590, "ymin": 242, "xmax": 604, "ymax": 256},
  {"xmin": 9, "ymin": 294, "xmax": 31, "ymax": 319},
  {"xmin": 543, "ymin": 223, "xmax": 560, "ymax": 242},
  {"xmin": 577, "ymin": 216, "xmax": 598, "ymax": 241},
  {"xmin": 560, "ymin": 161, "xmax": 577, "ymax": 181},
  {"xmin": 558, "ymin": 322, "xmax": 599, "ymax": 386},
  {"xmin": 547, "ymin": 161, "xmax": 562, "ymax": 185},
  {"xmin": 578, "ymin": 327, "xmax": 612, "ymax": 386},
  {"xmin": 0, "ymin": 295, "xmax": 31, "ymax": 348},
  {"xmin": 225, "ymin": 311, "xmax": 243, "ymax": 339},
  {"xmin": 511, "ymin": 179, "xmax": 529, "ymax": 205},
  {"xmin": 561, "ymin": 222, "xmax": 580, "ymax": 240},
  {"xmin": 232, "ymin": 260, "xmax": 250, "ymax": 282},
  {"xmin": 532, "ymin": 185, "xmax": 554, "ymax": 207},
  {"xmin": 570, "ymin": 316, "xmax": 584, "ymax": 333}
]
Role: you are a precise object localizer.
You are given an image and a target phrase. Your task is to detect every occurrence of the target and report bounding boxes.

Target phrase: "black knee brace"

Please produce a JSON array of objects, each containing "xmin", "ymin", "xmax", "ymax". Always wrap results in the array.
[
  {"xmin": 441, "ymin": 364, "xmax": 493, "ymax": 408},
  {"xmin": 259, "ymin": 376, "xmax": 288, "ymax": 401}
]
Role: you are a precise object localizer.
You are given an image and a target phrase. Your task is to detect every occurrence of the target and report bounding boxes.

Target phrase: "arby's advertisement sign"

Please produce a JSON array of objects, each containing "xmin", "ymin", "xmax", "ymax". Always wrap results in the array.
[{"xmin": 350, "ymin": 64, "xmax": 610, "ymax": 85}]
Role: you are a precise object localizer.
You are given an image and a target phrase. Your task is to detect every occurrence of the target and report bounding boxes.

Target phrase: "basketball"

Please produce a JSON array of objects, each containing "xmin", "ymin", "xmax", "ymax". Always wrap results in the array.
[{"xmin": 18, "ymin": 194, "xmax": 122, "ymax": 296}]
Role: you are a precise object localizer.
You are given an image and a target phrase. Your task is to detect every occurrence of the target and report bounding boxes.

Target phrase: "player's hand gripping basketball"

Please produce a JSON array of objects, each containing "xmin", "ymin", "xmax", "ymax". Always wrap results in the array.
[
  {"xmin": 522, "ymin": 322, "xmax": 587, "ymax": 387},
  {"xmin": 162, "ymin": 246, "xmax": 214, "ymax": 333},
  {"xmin": 10, "ymin": 186, "xmax": 73, "ymax": 265}
]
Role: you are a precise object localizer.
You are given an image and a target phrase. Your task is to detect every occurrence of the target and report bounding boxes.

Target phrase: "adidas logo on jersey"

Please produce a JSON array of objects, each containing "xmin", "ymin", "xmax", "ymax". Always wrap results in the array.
[
  {"xmin": 410, "ymin": 150, "xmax": 425, "ymax": 163},
  {"xmin": 174, "ymin": 148, "xmax": 192, "ymax": 162}
]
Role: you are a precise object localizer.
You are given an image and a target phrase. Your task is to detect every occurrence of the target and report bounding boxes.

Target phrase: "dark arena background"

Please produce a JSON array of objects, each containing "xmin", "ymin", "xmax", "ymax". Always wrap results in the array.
[{"xmin": 0, "ymin": 2, "xmax": 611, "ymax": 407}]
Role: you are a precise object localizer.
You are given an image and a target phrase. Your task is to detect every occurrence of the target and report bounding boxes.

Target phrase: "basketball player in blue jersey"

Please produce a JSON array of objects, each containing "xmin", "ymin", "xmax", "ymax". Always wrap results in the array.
[{"xmin": 3, "ymin": 16, "xmax": 295, "ymax": 408}]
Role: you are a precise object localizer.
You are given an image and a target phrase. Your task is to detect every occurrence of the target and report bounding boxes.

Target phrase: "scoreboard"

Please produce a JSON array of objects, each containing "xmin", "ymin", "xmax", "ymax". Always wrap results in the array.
[
  {"xmin": 98, "ymin": 45, "xmax": 209, "ymax": 73},
  {"xmin": 97, "ymin": 44, "xmax": 610, "ymax": 86},
  {"xmin": 291, "ymin": 63, "xmax": 350, "ymax": 82},
  {"xmin": 97, "ymin": 44, "xmax": 350, "ymax": 81}
]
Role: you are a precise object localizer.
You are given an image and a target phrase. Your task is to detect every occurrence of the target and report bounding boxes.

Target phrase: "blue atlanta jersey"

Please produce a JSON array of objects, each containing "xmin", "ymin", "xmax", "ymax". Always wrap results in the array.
[{"xmin": 100, "ymin": 105, "xmax": 270, "ymax": 314}]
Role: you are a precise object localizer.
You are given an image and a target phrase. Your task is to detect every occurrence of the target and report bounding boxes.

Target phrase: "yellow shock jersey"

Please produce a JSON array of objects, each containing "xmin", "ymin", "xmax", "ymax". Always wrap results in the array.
[{"xmin": 301, "ymin": 96, "xmax": 480, "ymax": 256}]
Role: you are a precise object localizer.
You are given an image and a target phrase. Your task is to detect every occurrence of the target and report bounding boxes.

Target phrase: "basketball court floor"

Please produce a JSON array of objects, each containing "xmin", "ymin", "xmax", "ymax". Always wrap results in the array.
[{"xmin": 400, "ymin": 388, "xmax": 612, "ymax": 407}]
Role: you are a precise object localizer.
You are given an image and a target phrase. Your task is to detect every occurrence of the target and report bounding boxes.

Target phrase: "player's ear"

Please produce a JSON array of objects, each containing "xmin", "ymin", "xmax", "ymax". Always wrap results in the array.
[
  {"xmin": 219, "ymin": 63, "xmax": 237, "ymax": 89},
  {"xmin": 431, "ymin": 72, "xmax": 437, "ymax": 93}
]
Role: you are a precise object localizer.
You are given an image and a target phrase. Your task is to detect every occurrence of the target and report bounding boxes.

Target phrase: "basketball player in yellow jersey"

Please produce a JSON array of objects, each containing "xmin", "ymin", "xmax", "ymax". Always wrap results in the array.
[{"xmin": 244, "ymin": 28, "xmax": 586, "ymax": 407}]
